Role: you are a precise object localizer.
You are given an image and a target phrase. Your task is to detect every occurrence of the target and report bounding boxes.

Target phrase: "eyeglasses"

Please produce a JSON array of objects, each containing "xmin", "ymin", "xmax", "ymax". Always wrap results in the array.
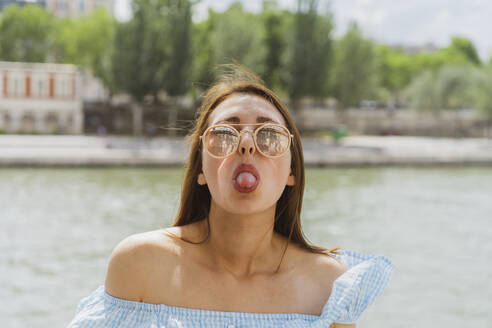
[{"xmin": 200, "ymin": 123, "xmax": 293, "ymax": 158}]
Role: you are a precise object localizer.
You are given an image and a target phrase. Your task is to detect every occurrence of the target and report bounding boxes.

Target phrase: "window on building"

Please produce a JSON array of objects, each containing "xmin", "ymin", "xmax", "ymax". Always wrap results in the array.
[
  {"xmin": 4, "ymin": 113, "xmax": 11, "ymax": 125},
  {"xmin": 58, "ymin": 0, "xmax": 67, "ymax": 15},
  {"xmin": 38, "ymin": 79, "xmax": 44, "ymax": 97},
  {"xmin": 60, "ymin": 78, "xmax": 65, "ymax": 97},
  {"xmin": 79, "ymin": 0, "xmax": 85, "ymax": 13},
  {"xmin": 12, "ymin": 77, "xmax": 24, "ymax": 97},
  {"xmin": 56, "ymin": 74, "xmax": 71, "ymax": 98},
  {"xmin": 45, "ymin": 113, "xmax": 59, "ymax": 133},
  {"xmin": 13, "ymin": 78, "xmax": 18, "ymax": 96},
  {"xmin": 21, "ymin": 113, "xmax": 36, "ymax": 133},
  {"xmin": 33, "ymin": 75, "xmax": 49, "ymax": 98},
  {"xmin": 67, "ymin": 113, "xmax": 74, "ymax": 126}
]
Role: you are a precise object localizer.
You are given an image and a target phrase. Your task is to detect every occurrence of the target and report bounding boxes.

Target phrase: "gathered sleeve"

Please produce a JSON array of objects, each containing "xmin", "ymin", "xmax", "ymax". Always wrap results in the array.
[
  {"xmin": 310, "ymin": 250, "xmax": 395, "ymax": 327},
  {"xmin": 66, "ymin": 286, "xmax": 161, "ymax": 328}
]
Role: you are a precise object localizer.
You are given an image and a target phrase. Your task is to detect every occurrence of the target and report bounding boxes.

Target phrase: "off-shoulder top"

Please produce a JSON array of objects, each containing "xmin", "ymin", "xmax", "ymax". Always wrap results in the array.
[{"xmin": 67, "ymin": 249, "xmax": 394, "ymax": 327}]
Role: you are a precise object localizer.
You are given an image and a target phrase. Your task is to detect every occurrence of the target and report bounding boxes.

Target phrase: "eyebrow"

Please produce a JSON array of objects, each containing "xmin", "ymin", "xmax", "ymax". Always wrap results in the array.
[{"xmin": 215, "ymin": 116, "xmax": 278, "ymax": 124}]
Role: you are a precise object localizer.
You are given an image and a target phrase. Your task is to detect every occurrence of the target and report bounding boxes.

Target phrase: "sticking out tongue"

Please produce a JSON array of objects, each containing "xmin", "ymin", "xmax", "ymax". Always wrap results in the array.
[{"xmin": 236, "ymin": 172, "xmax": 257, "ymax": 188}]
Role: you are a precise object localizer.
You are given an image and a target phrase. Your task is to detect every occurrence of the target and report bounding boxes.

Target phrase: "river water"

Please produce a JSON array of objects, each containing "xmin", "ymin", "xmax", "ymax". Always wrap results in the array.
[{"xmin": 1, "ymin": 167, "xmax": 491, "ymax": 327}]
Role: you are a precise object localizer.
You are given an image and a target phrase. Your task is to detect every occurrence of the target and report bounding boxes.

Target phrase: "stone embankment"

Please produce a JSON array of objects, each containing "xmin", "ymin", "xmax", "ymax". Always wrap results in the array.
[{"xmin": 1, "ymin": 135, "xmax": 491, "ymax": 167}]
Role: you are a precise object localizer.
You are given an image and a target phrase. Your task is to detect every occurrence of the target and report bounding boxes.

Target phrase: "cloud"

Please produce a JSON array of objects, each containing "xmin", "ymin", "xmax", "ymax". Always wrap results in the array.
[{"xmin": 330, "ymin": 0, "xmax": 491, "ymax": 60}]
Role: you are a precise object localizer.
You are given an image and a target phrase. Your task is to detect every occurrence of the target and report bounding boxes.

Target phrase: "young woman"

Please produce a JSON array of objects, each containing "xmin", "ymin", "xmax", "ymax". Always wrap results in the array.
[{"xmin": 67, "ymin": 68, "xmax": 394, "ymax": 328}]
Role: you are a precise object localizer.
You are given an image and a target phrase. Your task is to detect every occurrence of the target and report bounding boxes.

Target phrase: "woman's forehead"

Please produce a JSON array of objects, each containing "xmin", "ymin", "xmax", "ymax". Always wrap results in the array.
[{"xmin": 209, "ymin": 94, "xmax": 286, "ymax": 126}]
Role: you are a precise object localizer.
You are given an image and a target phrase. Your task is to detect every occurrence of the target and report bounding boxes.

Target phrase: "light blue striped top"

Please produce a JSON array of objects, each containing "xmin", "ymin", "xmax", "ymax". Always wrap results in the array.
[{"xmin": 67, "ymin": 249, "xmax": 394, "ymax": 327}]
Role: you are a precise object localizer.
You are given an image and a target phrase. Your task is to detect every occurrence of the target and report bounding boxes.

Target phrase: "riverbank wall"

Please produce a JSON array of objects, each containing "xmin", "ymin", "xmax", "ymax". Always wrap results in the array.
[
  {"xmin": 1, "ymin": 135, "xmax": 492, "ymax": 167},
  {"xmin": 82, "ymin": 102, "xmax": 492, "ymax": 139}
]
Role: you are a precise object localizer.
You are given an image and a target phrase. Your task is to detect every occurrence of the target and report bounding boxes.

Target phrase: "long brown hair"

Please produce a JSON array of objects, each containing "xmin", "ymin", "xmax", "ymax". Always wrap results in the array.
[{"xmin": 171, "ymin": 66, "xmax": 338, "ymax": 270}]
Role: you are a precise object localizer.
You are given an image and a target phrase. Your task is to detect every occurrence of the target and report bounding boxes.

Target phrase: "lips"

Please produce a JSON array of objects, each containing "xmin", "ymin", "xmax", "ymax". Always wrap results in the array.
[{"xmin": 232, "ymin": 163, "xmax": 260, "ymax": 193}]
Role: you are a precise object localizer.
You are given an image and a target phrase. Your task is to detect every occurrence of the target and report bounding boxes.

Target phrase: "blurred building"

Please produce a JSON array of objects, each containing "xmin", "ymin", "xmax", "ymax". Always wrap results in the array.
[
  {"xmin": 0, "ymin": 61, "xmax": 86, "ymax": 134},
  {"xmin": 392, "ymin": 42, "xmax": 439, "ymax": 55},
  {"xmin": 0, "ymin": 0, "xmax": 113, "ymax": 16},
  {"xmin": 44, "ymin": 0, "xmax": 114, "ymax": 18},
  {"xmin": 0, "ymin": 0, "xmax": 46, "ymax": 11}
]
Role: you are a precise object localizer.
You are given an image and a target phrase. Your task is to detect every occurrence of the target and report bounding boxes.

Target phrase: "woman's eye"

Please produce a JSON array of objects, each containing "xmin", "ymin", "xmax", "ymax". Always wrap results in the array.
[
  {"xmin": 259, "ymin": 127, "xmax": 284, "ymax": 138},
  {"xmin": 212, "ymin": 127, "xmax": 235, "ymax": 135}
]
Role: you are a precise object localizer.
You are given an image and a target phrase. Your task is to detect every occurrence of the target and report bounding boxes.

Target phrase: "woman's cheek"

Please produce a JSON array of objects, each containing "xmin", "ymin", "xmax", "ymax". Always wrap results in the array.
[{"xmin": 203, "ymin": 155, "xmax": 232, "ymax": 195}]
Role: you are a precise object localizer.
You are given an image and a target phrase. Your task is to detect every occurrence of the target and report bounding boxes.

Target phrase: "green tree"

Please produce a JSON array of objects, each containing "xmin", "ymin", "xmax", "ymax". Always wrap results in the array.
[
  {"xmin": 0, "ymin": 5, "xmax": 54, "ymax": 62},
  {"xmin": 212, "ymin": 3, "xmax": 265, "ymax": 74},
  {"xmin": 405, "ymin": 64, "xmax": 476, "ymax": 114},
  {"xmin": 375, "ymin": 45, "xmax": 415, "ymax": 100},
  {"xmin": 435, "ymin": 65, "xmax": 475, "ymax": 110},
  {"xmin": 404, "ymin": 71, "xmax": 439, "ymax": 113},
  {"xmin": 412, "ymin": 52, "xmax": 447, "ymax": 74},
  {"xmin": 192, "ymin": 3, "xmax": 265, "ymax": 93},
  {"xmin": 191, "ymin": 14, "xmax": 216, "ymax": 92},
  {"xmin": 112, "ymin": 0, "xmax": 192, "ymax": 136},
  {"xmin": 55, "ymin": 8, "xmax": 115, "ymax": 93},
  {"xmin": 288, "ymin": 0, "xmax": 333, "ymax": 106},
  {"xmin": 409, "ymin": 37, "xmax": 481, "ymax": 76},
  {"xmin": 261, "ymin": 7, "xmax": 286, "ymax": 91},
  {"xmin": 333, "ymin": 22, "xmax": 377, "ymax": 109},
  {"xmin": 444, "ymin": 36, "xmax": 481, "ymax": 66},
  {"xmin": 471, "ymin": 67, "xmax": 492, "ymax": 120},
  {"xmin": 162, "ymin": 0, "xmax": 192, "ymax": 97}
]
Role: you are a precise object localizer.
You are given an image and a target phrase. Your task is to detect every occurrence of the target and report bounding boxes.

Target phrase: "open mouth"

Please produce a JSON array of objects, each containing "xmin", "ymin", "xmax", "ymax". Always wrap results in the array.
[{"xmin": 232, "ymin": 164, "xmax": 260, "ymax": 193}]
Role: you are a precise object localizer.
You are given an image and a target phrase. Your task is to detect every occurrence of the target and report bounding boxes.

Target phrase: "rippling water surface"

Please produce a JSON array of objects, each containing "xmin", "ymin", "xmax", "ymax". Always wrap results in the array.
[{"xmin": 1, "ymin": 167, "xmax": 491, "ymax": 327}]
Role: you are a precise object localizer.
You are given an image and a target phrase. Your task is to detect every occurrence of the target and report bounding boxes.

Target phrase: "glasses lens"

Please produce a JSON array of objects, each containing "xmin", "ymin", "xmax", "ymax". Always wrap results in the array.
[
  {"xmin": 256, "ymin": 125, "xmax": 290, "ymax": 157},
  {"xmin": 204, "ymin": 125, "xmax": 238, "ymax": 157}
]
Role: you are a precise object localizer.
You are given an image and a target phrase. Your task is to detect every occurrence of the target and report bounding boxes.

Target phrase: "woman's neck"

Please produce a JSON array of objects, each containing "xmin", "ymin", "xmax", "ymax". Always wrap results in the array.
[{"xmin": 201, "ymin": 201, "xmax": 286, "ymax": 279}]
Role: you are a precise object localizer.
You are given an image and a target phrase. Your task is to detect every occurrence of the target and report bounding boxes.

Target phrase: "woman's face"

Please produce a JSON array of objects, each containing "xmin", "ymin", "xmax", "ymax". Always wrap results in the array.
[{"xmin": 197, "ymin": 93, "xmax": 295, "ymax": 216}]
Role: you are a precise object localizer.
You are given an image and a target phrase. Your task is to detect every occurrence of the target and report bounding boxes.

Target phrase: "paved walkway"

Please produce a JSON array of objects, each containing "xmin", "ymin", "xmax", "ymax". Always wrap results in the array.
[{"xmin": 1, "ymin": 135, "xmax": 491, "ymax": 167}]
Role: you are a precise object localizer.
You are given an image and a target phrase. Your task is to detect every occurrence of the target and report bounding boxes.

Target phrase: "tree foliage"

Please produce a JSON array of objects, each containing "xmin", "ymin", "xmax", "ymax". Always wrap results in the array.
[
  {"xmin": 375, "ymin": 36, "xmax": 483, "ymax": 105},
  {"xmin": 55, "ymin": 8, "xmax": 115, "ymax": 92},
  {"xmin": 261, "ymin": 5, "xmax": 287, "ymax": 91},
  {"xmin": 191, "ymin": 14, "xmax": 216, "ymax": 92},
  {"xmin": 435, "ymin": 65, "xmax": 475, "ymax": 110},
  {"xmin": 288, "ymin": 0, "xmax": 333, "ymax": 104},
  {"xmin": 192, "ymin": 3, "xmax": 265, "ymax": 92},
  {"xmin": 405, "ymin": 65, "xmax": 476, "ymax": 113},
  {"xmin": 333, "ymin": 22, "xmax": 377, "ymax": 109},
  {"xmin": 444, "ymin": 36, "xmax": 481, "ymax": 66},
  {"xmin": 112, "ymin": 0, "xmax": 192, "ymax": 101},
  {"xmin": 0, "ymin": 4, "xmax": 54, "ymax": 62},
  {"xmin": 405, "ymin": 71, "xmax": 439, "ymax": 113},
  {"xmin": 471, "ymin": 67, "xmax": 492, "ymax": 119},
  {"xmin": 376, "ymin": 45, "xmax": 415, "ymax": 95},
  {"xmin": 1, "ymin": 2, "xmax": 489, "ymax": 118},
  {"xmin": 162, "ymin": 0, "xmax": 192, "ymax": 96}
]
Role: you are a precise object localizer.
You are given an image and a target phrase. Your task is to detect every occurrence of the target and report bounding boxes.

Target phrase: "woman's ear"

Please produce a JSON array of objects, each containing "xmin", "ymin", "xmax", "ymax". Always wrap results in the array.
[
  {"xmin": 198, "ymin": 172, "xmax": 207, "ymax": 185},
  {"xmin": 286, "ymin": 171, "xmax": 295, "ymax": 186}
]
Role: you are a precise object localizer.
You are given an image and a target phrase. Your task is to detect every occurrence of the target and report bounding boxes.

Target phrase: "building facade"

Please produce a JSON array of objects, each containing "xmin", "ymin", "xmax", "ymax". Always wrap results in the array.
[
  {"xmin": 0, "ymin": 61, "xmax": 84, "ymax": 134},
  {"xmin": 0, "ymin": 0, "xmax": 46, "ymax": 11},
  {"xmin": 44, "ymin": 0, "xmax": 114, "ymax": 18},
  {"xmin": 0, "ymin": 0, "xmax": 113, "ymax": 17}
]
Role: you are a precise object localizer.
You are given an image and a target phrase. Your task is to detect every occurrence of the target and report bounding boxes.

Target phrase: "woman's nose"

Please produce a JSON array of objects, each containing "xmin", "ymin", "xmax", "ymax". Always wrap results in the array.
[{"xmin": 238, "ymin": 129, "xmax": 256, "ymax": 156}]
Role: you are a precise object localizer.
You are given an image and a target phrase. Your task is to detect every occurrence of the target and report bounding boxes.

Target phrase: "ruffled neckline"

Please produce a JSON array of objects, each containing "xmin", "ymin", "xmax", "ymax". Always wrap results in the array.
[{"xmin": 102, "ymin": 285, "xmax": 319, "ymax": 320}]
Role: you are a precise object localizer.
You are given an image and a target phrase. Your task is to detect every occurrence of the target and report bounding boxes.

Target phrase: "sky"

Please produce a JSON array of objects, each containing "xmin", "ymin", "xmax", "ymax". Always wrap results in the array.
[{"xmin": 113, "ymin": 0, "xmax": 492, "ymax": 61}]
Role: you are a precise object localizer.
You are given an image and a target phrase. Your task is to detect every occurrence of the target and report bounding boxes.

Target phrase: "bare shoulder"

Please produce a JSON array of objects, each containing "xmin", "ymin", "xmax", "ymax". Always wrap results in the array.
[
  {"xmin": 291, "ymin": 246, "xmax": 349, "ymax": 281},
  {"xmin": 104, "ymin": 228, "xmax": 184, "ymax": 302},
  {"xmin": 279, "ymin": 244, "xmax": 351, "ymax": 315},
  {"xmin": 311, "ymin": 249, "xmax": 350, "ymax": 279},
  {"xmin": 288, "ymin": 246, "xmax": 350, "ymax": 299}
]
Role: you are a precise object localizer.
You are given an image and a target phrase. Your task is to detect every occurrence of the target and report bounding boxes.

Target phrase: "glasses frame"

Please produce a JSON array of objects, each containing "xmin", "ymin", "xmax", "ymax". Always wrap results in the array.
[{"xmin": 199, "ymin": 122, "xmax": 294, "ymax": 159}]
